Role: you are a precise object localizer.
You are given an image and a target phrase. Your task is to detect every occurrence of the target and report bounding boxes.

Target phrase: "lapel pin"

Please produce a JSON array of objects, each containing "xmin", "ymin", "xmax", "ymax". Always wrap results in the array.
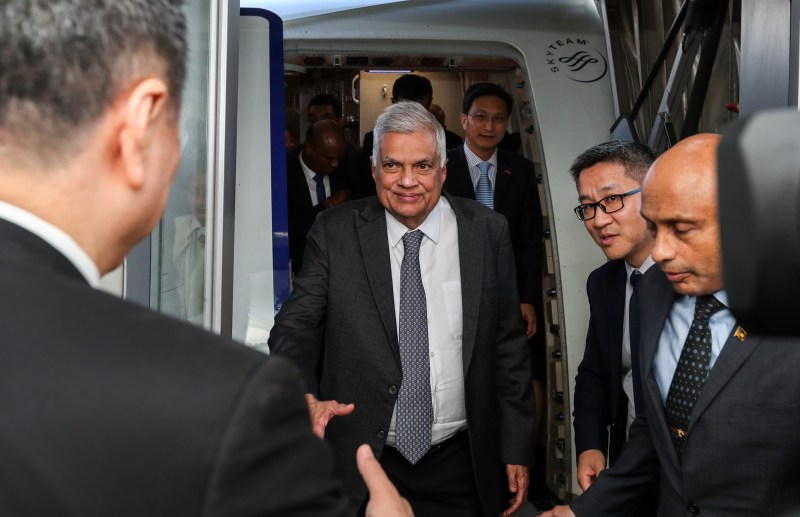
[
  {"xmin": 503, "ymin": 169, "xmax": 512, "ymax": 176},
  {"xmin": 734, "ymin": 326, "xmax": 747, "ymax": 341}
]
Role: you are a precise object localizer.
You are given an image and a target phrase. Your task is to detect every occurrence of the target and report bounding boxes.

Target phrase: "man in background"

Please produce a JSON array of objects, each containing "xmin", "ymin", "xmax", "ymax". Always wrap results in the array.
[
  {"xmin": 287, "ymin": 119, "xmax": 352, "ymax": 275},
  {"xmin": 443, "ymin": 83, "xmax": 544, "ymax": 499},
  {"xmin": 305, "ymin": 93, "xmax": 364, "ymax": 197},
  {"xmin": 568, "ymin": 141, "xmax": 658, "ymax": 513},
  {"xmin": 544, "ymin": 134, "xmax": 800, "ymax": 516},
  {"xmin": 0, "ymin": 1, "xmax": 408, "ymax": 515}
]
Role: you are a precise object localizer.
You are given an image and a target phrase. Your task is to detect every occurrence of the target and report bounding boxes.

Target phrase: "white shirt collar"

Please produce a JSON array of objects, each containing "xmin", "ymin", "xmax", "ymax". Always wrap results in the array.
[
  {"xmin": 463, "ymin": 143, "xmax": 498, "ymax": 170},
  {"xmin": 298, "ymin": 150, "xmax": 318, "ymax": 184},
  {"xmin": 625, "ymin": 255, "xmax": 655, "ymax": 280},
  {"xmin": 0, "ymin": 201, "xmax": 100, "ymax": 287},
  {"xmin": 385, "ymin": 196, "xmax": 447, "ymax": 248}
]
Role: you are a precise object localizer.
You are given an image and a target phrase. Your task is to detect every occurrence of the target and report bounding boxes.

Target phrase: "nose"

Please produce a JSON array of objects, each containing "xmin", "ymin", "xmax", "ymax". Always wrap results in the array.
[
  {"xmin": 592, "ymin": 206, "xmax": 612, "ymax": 227},
  {"xmin": 398, "ymin": 166, "xmax": 418, "ymax": 187},
  {"xmin": 650, "ymin": 230, "xmax": 675, "ymax": 265}
]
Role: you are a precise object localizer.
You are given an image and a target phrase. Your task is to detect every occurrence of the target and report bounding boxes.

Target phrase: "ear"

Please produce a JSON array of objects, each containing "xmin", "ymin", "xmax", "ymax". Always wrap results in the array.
[
  {"xmin": 117, "ymin": 78, "xmax": 171, "ymax": 190},
  {"xmin": 460, "ymin": 113, "xmax": 468, "ymax": 131},
  {"xmin": 371, "ymin": 155, "xmax": 378, "ymax": 183}
]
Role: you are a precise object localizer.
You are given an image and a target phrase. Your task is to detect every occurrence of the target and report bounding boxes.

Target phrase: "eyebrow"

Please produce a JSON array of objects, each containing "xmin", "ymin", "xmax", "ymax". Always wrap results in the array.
[{"xmin": 578, "ymin": 183, "xmax": 625, "ymax": 203}]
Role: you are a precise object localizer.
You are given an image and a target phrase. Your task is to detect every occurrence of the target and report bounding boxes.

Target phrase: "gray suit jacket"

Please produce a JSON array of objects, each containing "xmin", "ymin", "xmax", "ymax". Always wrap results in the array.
[
  {"xmin": 268, "ymin": 193, "xmax": 535, "ymax": 516},
  {"xmin": 571, "ymin": 269, "xmax": 800, "ymax": 516}
]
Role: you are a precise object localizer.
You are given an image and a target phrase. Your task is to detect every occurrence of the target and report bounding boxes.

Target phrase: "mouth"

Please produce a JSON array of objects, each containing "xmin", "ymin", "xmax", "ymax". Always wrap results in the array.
[
  {"xmin": 662, "ymin": 270, "xmax": 689, "ymax": 283},
  {"xmin": 393, "ymin": 191, "xmax": 421, "ymax": 203},
  {"xmin": 599, "ymin": 234, "xmax": 618, "ymax": 246}
]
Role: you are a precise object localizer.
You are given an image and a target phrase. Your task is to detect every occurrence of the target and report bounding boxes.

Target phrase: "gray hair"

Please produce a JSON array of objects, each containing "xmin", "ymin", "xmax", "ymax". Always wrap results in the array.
[
  {"xmin": 0, "ymin": 0, "xmax": 187, "ymax": 165},
  {"xmin": 372, "ymin": 101, "xmax": 446, "ymax": 169}
]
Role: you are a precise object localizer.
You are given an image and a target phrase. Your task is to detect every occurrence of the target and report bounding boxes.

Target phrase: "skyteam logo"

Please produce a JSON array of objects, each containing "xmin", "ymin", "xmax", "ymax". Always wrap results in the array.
[{"xmin": 546, "ymin": 38, "xmax": 608, "ymax": 83}]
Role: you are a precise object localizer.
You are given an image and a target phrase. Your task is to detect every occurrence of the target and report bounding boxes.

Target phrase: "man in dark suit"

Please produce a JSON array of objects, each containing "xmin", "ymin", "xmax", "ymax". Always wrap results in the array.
[
  {"xmin": 443, "ymin": 83, "xmax": 544, "ymax": 490},
  {"xmin": 0, "ymin": 1, "xmax": 409, "ymax": 515},
  {"xmin": 568, "ymin": 142, "xmax": 657, "ymax": 502},
  {"xmin": 306, "ymin": 93, "xmax": 365, "ymax": 198},
  {"xmin": 269, "ymin": 101, "xmax": 535, "ymax": 517},
  {"xmin": 287, "ymin": 119, "xmax": 351, "ymax": 275},
  {"xmin": 544, "ymin": 134, "xmax": 800, "ymax": 516}
]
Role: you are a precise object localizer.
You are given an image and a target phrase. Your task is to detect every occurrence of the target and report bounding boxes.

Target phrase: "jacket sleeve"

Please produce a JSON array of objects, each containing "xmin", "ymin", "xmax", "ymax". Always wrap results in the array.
[
  {"xmin": 569, "ymin": 415, "xmax": 660, "ymax": 516},
  {"xmin": 268, "ymin": 216, "xmax": 331, "ymax": 394},
  {"xmin": 572, "ymin": 273, "xmax": 613, "ymax": 457},
  {"xmin": 514, "ymin": 158, "xmax": 544, "ymax": 305},
  {"xmin": 493, "ymin": 215, "xmax": 536, "ymax": 465},
  {"xmin": 202, "ymin": 356, "xmax": 350, "ymax": 517}
]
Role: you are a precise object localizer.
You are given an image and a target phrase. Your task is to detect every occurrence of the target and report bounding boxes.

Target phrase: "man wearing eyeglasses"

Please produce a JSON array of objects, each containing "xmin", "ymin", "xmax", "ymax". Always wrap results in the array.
[
  {"xmin": 444, "ymin": 85, "xmax": 545, "ymax": 494},
  {"xmin": 568, "ymin": 141, "xmax": 658, "ymax": 513}
]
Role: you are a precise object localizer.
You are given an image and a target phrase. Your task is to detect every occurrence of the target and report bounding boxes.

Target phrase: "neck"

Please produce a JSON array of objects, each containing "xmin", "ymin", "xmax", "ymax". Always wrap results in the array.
[{"xmin": 466, "ymin": 141, "xmax": 495, "ymax": 162}]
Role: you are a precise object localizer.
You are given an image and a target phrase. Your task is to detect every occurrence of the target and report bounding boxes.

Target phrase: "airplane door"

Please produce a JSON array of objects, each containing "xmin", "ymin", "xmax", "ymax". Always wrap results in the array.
[{"xmin": 233, "ymin": 9, "xmax": 289, "ymax": 350}]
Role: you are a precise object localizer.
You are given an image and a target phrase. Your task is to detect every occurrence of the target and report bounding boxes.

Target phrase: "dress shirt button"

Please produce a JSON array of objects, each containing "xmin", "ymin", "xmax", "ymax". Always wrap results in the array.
[
  {"xmin": 687, "ymin": 503, "xmax": 699, "ymax": 515},
  {"xmin": 430, "ymin": 351, "xmax": 435, "ymax": 358},
  {"xmin": 388, "ymin": 385, "xmax": 398, "ymax": 395},
  {"xmin": 376, "ymin": 429, "xmax": 386, "ymax": 440}
]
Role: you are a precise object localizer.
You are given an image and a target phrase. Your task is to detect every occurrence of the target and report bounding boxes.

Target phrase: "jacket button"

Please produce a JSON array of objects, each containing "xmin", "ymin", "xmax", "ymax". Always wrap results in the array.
[
  {"xmin": 687, "ymin": 503, "xmax": 699, "ymax": 515},
  {"xmin": 388, "ymin": 385, "xmax": 398, "ymax": 395},
  {"xmin": 377, "ymin": 429, "xmax": 386, "ymax": 440}
]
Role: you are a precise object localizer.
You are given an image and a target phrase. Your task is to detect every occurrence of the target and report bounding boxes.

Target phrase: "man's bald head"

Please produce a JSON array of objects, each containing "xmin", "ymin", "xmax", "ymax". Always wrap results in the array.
[
  {"xmin": 641, "ymin": 134, "xmax": 723, "ymax": 295},
  {"xmin": 302, "ymin": 119, "xmax": 347, "ymax": 176}
]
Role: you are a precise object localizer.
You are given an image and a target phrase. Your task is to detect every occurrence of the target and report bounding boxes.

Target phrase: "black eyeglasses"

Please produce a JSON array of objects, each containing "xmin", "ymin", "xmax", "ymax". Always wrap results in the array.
[{"xmin": 574, "ymin": 188, "xmax": 641, "ymax": 221}]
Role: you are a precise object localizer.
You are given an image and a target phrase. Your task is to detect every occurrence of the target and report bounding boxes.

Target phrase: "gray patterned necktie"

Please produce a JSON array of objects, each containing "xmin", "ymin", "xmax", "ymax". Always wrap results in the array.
[
  {"xmin": 665, "ymin": 294, "xmax": 726, "ymax": 458},
  {"xmin": 475, "ymin": 161, "xmax": 494, "ymax": 209},
  {"xmin": 396, "ymin": 230, "xmax": 432, "ymax": 464}
]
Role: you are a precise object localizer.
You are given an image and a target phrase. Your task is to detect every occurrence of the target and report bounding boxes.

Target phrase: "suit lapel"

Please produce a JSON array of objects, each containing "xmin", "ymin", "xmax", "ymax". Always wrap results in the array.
[
  {"xmin": 687, "ymin": 325, "xmax": 760, "ymax": 434},
  {"xmin": 448, "ymin": 194, "xmax": 482, "ymax": 371},
  {"xmin": 606, "ymin": 261, "xmax": 627, "ymax": 411},
  {"xmin": 493, "ymin": 150, "xmax": 512, "ymax": 214},
  {"xmin": 640, "ymin": 271, "xmax": 683, "ymax": 481},
  {"xmin": 445, "ymin": 148, "xmax": 477, "ymax": 200},
  {"xmin": 355, "ymin": 200, "xmax": 401, "ymax": 365}
]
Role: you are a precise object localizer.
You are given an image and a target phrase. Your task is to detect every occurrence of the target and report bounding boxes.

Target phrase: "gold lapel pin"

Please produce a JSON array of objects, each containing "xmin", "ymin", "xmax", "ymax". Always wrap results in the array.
[
  {"xmin": 734, "ymin": 326, "xmax": 747, "ymax": 341},
  {"xmin": 503, "ymin": 169, "xmax": 512, "ymax": 176}
]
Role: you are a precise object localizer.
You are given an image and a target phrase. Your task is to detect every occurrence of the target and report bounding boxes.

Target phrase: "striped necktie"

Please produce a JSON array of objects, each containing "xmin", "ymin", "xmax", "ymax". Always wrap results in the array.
[{"xmin": 475, "ymin": 161, "xmax": 494, "ymax": 209}]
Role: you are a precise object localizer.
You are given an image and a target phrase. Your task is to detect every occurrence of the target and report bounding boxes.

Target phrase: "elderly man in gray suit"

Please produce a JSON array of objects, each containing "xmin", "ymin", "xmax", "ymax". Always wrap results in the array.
[
  {"xmin": 269, "ymin": 101, "xmax": 535, "ymax": 517},
  {"xmin": 544, "ymin": 134, "xmax": 800, "ymax": 516}
]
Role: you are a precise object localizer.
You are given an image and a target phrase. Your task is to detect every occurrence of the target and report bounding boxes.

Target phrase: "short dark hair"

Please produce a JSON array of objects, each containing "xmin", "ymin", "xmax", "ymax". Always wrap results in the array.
[
  {"xmin": 462, "ymin": 83, "xmax": 513, "ymax": 115},
  {"xmin": 392, "ymin": 74, "xmax": 433, "ymax": 103},
  {"xmin": 0, "ymin": 0, "xmax": 187, "ymax": 164},
  {"xmin": 307, "ymin": 93, "xmax": 342, "ymax": 119},
  {"xmin": 569, "ymin": 141, "xmax": 656, "ymax": 185}
]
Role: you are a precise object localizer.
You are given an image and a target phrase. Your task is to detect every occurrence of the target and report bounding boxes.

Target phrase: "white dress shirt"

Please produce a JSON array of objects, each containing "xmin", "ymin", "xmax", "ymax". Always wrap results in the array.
[
  {"xmin": 384, "ymin": 196, "xmax": 466, "ymax": 446},
  {"xmin": 654, "ymin": 290, "xmax": 737, "ymax": 403},
  {"xmin": 299, "ymin": 151, "xmax": 330, "ymax": 206},
  {"xmin": 621, "ymin": 256, "xmax": 655, "ymax": 432},
  {"xmin": 464, "ymin": 143, "xmax": 498, "ymax": 193},
  {"xmin": 0, "ymin": 201, "xmax": 99, "ymax": 287}
]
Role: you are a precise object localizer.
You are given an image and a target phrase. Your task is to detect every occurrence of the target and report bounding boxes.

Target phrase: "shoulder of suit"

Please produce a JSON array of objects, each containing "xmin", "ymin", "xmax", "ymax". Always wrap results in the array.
[{"xmin": 588, "ymin": 259, "xmax": 625, "ymax": 285}]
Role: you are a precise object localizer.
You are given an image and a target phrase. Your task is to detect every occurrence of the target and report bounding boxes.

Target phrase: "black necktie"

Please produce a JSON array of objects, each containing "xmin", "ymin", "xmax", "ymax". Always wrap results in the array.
[
  {"xmin": 665, "ymin": 294, "xmax": 726, "ymax": 458},
  {"xmin": 313, "ymin": 174, "xmax": 326, "ymax": 205},
  {"xmin": 629, "ymin": 270, "xmax": 644, "ymax": 416}
]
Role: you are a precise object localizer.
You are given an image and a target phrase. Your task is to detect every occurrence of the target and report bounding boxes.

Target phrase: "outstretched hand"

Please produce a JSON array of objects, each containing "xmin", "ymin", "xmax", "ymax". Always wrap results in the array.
[{"xmin": 305, "ymin": 394, "xmax": 355, "ymax": 438}]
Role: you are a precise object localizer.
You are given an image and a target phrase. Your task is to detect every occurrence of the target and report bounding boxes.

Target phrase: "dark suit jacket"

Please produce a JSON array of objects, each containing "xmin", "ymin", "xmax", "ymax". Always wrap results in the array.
[
  {"xmin": 571, "ymin": 269, "xmax": 800, "ymax": 516},
  {"xmin": 443, "ymin": 146, "xmax": 543, "ymax": 304},
  {"xmin": 286, "ymin": 146, "xmax": 351, "ymax": 275},
  {"xmin": 268, "ymin": 193, "xmax": 535, "ymax": 516},
  {"xmin": 0, "ymin": 218, "xmax": 348, "ymax": 516},
  {"xmin": 572, "ymin": 259, "xmax": 630, "ymax": 465}
]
